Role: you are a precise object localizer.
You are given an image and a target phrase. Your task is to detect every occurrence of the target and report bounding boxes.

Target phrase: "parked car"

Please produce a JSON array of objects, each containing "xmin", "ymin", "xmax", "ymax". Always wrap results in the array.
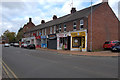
[
  {"xmin": 13, "ymin": 43, "xmax": 19, "ymax": 47},
  {"xmin": 21, "ymin": 44, "xmax": 24, "ymax": 48},
  {"xmin": 27, "ymin": 44, "xmax": 36, "ymax": 49},
  {"xmin": 10, "ymin": 43, "xmax": 14, "ymax": 46},
  {"xmin": 23, "ymin": 43, "xmax": 28, "ymax": 48},
  {"xmin": 103, "ymin": 40, "xmax": 120, "ymax": 50},
  {"xmin": 4, "ymin": 43, "xmax": 10, "ymax": 47},
  {"xmin": 111, "ymin": 42, "xmax": 120, "ymax": 52}
]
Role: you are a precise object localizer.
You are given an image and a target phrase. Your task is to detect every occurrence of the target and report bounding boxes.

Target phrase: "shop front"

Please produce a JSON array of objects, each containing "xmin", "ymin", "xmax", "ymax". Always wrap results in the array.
[
  {"xmin": 35, "ymin": 36, "xmax": 41, "ymax": 48},
  {"xmin": 57, "ymin": 33, "xmax": 69, "ymax": 50},
  {"xmin": 41, "ymin": 35, "xmax": 47, "ymax": 48},
  {"xmin": 48, "ymin": 34, "xmax": 57, "ymax": 49},
  {"xmin": 71, "ymin": 30, "xmax": 87, "ymax": 51}
]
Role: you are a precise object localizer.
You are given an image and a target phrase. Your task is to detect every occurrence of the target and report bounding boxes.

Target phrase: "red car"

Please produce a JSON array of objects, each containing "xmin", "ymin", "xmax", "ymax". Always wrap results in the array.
[{"xmin": 103, "ymin": 40, "xmax": 120, "ymax": 49}]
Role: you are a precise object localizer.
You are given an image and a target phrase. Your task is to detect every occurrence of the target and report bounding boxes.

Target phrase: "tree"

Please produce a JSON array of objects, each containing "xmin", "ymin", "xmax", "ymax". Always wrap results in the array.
[
  {"xmin": 16, "ymin": 27, "xmax": 23, "ymax": 41},
  {"xmin": 2, "ymin": 30, "xmax": 17, "ymax": 43}
]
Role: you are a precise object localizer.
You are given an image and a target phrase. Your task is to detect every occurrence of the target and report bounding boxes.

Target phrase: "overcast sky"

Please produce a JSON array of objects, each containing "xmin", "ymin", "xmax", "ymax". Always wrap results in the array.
[{"xmin": 0, "ymin": 0, "xmax": 120, "ymax": 36}]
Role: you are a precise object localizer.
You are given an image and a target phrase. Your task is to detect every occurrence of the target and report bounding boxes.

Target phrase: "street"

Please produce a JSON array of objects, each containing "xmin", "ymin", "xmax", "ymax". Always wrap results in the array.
[{"xmin": 2, "ymin": 45, "xmax": 118, "ymax": 78}]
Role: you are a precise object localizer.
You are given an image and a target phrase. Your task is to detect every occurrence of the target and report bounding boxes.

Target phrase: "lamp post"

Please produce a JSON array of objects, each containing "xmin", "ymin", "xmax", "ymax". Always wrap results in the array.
[{"xmin": 90, "ymin": 0, "xmax": 93, "ymax": 52}]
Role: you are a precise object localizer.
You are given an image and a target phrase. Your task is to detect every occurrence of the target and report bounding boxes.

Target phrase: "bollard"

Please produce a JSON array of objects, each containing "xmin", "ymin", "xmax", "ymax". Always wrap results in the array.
[{"xmin": 79, "ymin": 46, "xmax": 82, "ymax": 52}]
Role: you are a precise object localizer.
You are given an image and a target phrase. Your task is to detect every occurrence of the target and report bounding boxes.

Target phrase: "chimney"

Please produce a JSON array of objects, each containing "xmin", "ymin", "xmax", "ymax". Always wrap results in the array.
[
  {"xmin": 71, "ymin": 7, "xmax": 76, "ymax": 14},
  {"xmin": 53, "ymin": 15, "xmax": 57, "ymax": 20},
  {"xmin": 29, "ymin": 18, "xmax": 32, "ymax": 22},
  {"xmin": 102, "ymin": 0, "xmax": 108, "ymax": 3},
  {"xmin": 41, "ymin": 20, "xmax": 45, "ymax": 24}
]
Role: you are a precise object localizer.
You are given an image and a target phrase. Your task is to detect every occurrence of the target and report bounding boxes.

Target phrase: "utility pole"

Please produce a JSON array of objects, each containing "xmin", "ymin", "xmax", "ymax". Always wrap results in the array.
[{"xmin": 90, "ymin": 0, "xmax": 93, "ymax": 52}]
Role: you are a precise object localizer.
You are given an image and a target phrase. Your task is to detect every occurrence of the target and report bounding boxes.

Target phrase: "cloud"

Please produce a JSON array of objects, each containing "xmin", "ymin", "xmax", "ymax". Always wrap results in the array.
[{"xmin": 0, "ymin": 0, "xmax": 119, "ymax": 36}]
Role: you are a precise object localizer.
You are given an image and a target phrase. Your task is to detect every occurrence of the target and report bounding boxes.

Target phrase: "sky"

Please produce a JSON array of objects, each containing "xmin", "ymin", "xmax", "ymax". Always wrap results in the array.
[{"xmin": 0, "ymin": 0, "xmax": 120, "ymax": 36}]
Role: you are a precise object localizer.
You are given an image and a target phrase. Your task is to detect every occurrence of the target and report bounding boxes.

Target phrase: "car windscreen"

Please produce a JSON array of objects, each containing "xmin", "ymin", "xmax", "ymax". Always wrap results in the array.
[
  {"xmin": 104, "ymin": 42, "xmax": 110, "ymax": 44},
  {"xmin": 112, "ymin": 41, "xmax": 119, "ymax": 43}
]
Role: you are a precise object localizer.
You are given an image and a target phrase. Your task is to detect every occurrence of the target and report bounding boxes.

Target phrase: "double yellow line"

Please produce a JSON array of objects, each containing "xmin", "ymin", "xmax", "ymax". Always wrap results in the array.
[{"xmin": 2, "ymin": 61, "xmax": 19, "ymax": 80}]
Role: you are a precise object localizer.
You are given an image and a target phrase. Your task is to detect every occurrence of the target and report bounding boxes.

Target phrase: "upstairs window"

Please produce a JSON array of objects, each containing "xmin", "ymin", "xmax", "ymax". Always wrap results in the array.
[
  {"xmin": 64, "ymin": 24, "xmax": 66, "ymax": 32},
  {"xmin": 80, "ymin": 20, "xmax": 84, "ymax": 29},
  {"xmin": 59, "ymin": 25, "xmax": 61, "ymax": 33},
  {"xmin": 45, "ymin": 28, "xmax": 46, "ymax": 35},
  {"xmin": 50, "ymin": 27, "xmax": 52, "ymax": 34},
  {"xmin": 42, "ymin": 29, "xmax": 44, "ymax": 35},
  {"xmin": 54, "ymin": 26, "xmax": 56, "ymax": 33},
  {"xmin": 73, "ymin": 21, "xmax": 76, "ymax": 30}
]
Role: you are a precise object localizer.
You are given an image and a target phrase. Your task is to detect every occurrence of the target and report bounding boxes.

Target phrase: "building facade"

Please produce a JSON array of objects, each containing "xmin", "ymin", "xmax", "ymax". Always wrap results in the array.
[{"xmin": 22, "ymin": 1, "xmax": 119, "ymax": 51}]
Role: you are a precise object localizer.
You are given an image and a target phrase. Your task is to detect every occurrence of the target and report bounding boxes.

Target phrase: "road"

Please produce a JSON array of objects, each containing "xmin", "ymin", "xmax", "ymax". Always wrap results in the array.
[{"xmin": 2, "ymin": 45, "xmax": 118, "ymax": 78}]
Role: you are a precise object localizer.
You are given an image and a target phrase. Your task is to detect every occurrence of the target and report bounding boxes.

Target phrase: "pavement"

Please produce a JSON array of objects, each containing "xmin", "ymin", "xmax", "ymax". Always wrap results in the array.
[{"xmin": 36, "ymin": 48, "xmax": 120, "ymax": 57}]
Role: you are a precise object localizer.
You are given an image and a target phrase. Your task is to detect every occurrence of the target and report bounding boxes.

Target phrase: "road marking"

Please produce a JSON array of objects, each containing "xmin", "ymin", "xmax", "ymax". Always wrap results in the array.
[
  {"xmin": 1, "ymin": 62, "xmax": 12, "ymax": 80},
  {"xmin": 2, "ymin": 61, "xmax": 19, "ymax": 80}
]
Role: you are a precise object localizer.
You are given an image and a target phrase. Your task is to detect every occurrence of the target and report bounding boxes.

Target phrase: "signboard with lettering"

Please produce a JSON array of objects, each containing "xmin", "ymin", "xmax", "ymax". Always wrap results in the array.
[
  {"xmin": 48, "ymin": 34, "xmax": 57, "ymax": 39},
  {"xmin": 71, "ymin": 32, "xmax": 85, "ymax": 37}
]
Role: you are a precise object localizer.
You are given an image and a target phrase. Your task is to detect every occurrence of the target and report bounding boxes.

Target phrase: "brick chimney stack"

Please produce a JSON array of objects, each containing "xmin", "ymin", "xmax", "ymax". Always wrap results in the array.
[
  {"xmin": 71, "ymin": 7, "xmax": 76, "ymax": 14},
  {"xmin": 29, "ymin": 18, "xmax": 32, "ymax": 23},
  {"xmin": 41, "ymin": 20, "xmax": 45, "ymax": 24},
  {"xmin": 53, "ymin": 15, "xmax": 57, "ymax": 20}
]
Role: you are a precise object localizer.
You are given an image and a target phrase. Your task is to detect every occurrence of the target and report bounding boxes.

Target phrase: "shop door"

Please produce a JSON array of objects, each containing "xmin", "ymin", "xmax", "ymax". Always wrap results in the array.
[
  {"xmin": 67, "ymin": 36, "xmax": 71, "ymax": 50},
  {"xmin": 48, "ymin": 39, "xmax": 57, "ymax": 49}
]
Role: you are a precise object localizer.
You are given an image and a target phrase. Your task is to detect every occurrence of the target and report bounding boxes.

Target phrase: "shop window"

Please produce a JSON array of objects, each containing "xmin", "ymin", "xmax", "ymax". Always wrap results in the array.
[
  {"xmin": 82, "ymin": 36, "xmax": 85, "ymax": 48},
  {"xmin": 64, "ymin": 24, "xmax": 66, "ymax": 32},
  {"xmin": 59, "ymin": 37, "xmax": 67, "ymax": 49},
  {"xmin": 54, "ymin": 26, "xmax": 56, "ymax": 33},
  {"xmin": 73, "ymin": 21, "xmax": 76, "ymax": 30},
  {"xmin": 72, "ymin": 37, "xmax": 81, "ymax": 48},
  {"xmin": 50, "ymin": 27, "xmax": 52, "ymax": 34},
  {"xmin": 80, "ymin": 20, "xmax": 84, "ymax": 29},
  {"xmin": 59, "ymin": 25, "xmax": 61, "ymax": 33}
]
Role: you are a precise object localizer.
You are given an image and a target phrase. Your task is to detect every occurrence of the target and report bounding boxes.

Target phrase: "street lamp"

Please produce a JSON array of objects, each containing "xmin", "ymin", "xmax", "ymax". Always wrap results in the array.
[{"xmin": 90, "ymin": 0, "xmax": 93, "ymax": 52}]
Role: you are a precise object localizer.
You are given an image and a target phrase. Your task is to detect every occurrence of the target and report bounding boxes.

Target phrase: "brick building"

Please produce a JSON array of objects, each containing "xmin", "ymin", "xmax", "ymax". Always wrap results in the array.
[{"xmin": 22, "ymin": 1, "xmax": 119, "ymax": 51}]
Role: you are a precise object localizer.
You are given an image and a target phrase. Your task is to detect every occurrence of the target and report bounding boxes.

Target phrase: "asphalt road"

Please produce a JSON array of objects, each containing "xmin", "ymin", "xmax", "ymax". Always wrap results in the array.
[{"xmin": 2, "ymin": 45, "xmax": 118, "ymax": 78}]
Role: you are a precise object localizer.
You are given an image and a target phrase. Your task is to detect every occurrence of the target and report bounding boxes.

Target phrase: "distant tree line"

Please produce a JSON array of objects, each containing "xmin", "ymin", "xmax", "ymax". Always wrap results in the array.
[{"xmin": 1, "ymin": 27, "xmax": 23, "ymax": 43}]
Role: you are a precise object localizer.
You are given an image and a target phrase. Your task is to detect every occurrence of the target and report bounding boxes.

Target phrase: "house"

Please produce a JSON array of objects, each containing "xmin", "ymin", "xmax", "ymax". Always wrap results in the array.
[
  {"xmin": 22, "ymin": 18, "xmax": 36, "ymax": 44},
  {"xmin": 22, "ymin": 1, "xmax": 119, "ymax": 51}
]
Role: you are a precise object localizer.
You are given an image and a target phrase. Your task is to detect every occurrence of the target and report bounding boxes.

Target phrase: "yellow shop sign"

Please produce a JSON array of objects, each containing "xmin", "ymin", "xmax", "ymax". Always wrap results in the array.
[{"xmin": 71, "ymin": 32, "xmax": 85, "ymax": 37}]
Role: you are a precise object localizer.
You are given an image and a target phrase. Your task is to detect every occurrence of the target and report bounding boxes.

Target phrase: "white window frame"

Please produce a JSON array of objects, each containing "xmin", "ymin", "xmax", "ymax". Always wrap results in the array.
[
  {"xmin": 64, "ymin": 24, "xmax": 66, "ymax": 32},
  {"xmin": 54, "ymin": 26, "xmax": 56, "ymax": 33},
  {"xmin": 59, "ymin": 25, "xmax": 61, "ymax": 33},
  {"xmin": 50, "ymin": 27, "xmax": 52, "ymax": 34},
  {"xmin": 42, "ymin": 29, "xmax": 44, "ymax": 36},
  {"xmin": 73, "ymin": 21, "xmax": 77, "ymax": 30},
  {"xmin": 80, "ymin": 20, "xmax": 84, "ymax": 29},
  {"xmin": 45, "ymin": 28, "xmax": 46, "ymax": 35}
]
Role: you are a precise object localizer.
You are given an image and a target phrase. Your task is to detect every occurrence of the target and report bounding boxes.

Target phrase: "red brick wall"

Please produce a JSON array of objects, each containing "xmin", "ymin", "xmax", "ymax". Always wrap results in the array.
[{"xmin": 87, "ymin": 2, "xmax": 119, "ymax": 50}]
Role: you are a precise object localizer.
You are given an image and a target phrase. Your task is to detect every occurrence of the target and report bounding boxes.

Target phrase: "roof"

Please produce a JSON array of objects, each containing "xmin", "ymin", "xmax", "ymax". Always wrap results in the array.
[{"xmin": 29, "ymin": 2, "xmax": 103, "ymax": 32}]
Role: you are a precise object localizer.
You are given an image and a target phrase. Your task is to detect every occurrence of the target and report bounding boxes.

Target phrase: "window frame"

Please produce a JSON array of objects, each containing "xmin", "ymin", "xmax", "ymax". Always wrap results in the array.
[
  {"xmin": 45, "ymin": 28, "xmax": 46, "ymax": 35},
  {"xmin": 59, "ymin": 25, "xmax": 61, "ymax": 33},
  {"xmin": 80, "ymin": 19, "xmax": 84, "ymax": 29},
  {"xmin": 50, "ymin": 27, "xmax": 52, "ymax": 34},
  {"xmin": 73, "ymin": 21, "xmax": 77, "ymax": 30},
  {"xmin": 42, "ymin": 29, "xmax": 44, "ymax": 36},
  {"xmin": 64, "ymin": 24, "xmax": 66, "ymax": 32},
  {"xmin": 54, "ymin": 26, "xmax": 56, "ymax": 33}
]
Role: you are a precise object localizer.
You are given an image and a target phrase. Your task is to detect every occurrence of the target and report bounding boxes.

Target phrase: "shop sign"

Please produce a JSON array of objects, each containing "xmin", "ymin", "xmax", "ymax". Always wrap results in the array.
[
  {"xmin": 48, "ymin": 34, "xmax": 57, "ymax": 39},
  {"xmin": 58, "ymin": 33, "xmax": 67, "ymax": 37},
  {"xmin": 36, "ymin": 36, "xmax": 41, "ymax": 39},
  {"xmin": 41, "ymin": 36, "xmax": 47, "ymax": 39},
  {"xmin": 71, "ymin": 32, "xmax": 85, "ymax": 37}
]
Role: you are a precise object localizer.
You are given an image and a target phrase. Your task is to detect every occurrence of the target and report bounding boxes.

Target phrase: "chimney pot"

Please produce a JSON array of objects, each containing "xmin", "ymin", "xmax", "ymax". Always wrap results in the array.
[
  {"xmin": 71, "ymin": 7, "xmax": 76, "ymax": 14},
  {"xmin": 29, "ymin": 18, "xmax": 32, "ymax": 22},
  {"xmin": 41, "ymin": 20, "xmax": 45, "ymax": 24},
  {"xmin": 53, "ymin": 15, "xmax": 57, "ymax": 20}
]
